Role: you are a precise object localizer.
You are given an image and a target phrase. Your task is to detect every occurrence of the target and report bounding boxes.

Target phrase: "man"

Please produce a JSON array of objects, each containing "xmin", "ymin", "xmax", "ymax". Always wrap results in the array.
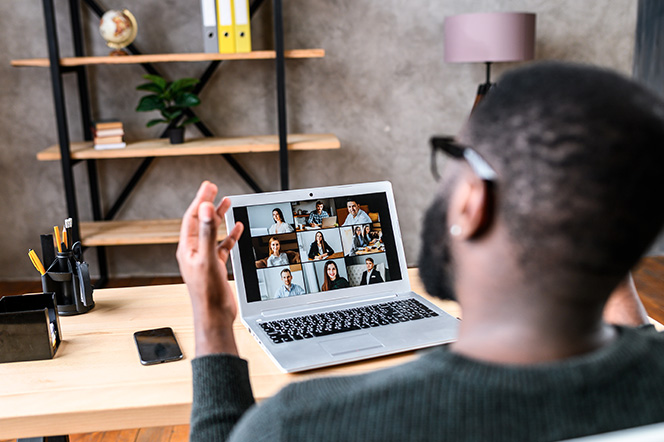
[
  {"xmin": 307, "ymin": 201, "xmax": 329, "ymax": 227},
  {"xmin": 177, "ymin": 63, "xmax": 664, "ymax": 441},
  {"xmin": 273, "ymin": 268, "xmax": 306, "ymax": 298},
  {"xmin": 342, "ymin": 199, "xmax": 372, "ymax": 225},
  {"xmin": 359, "ymin": 257, "xmax": 383, "ymax": 285}
]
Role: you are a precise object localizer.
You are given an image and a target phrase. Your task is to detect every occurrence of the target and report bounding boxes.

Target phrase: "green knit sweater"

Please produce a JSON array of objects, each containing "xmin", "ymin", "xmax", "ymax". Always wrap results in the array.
[{"xmin": 190, "ymin": 325, "xmax": 664, "ymax": 441}]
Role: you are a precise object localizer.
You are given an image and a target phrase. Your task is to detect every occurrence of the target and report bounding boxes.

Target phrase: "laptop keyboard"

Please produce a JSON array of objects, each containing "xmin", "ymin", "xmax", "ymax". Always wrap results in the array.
[{"xmin": 258, "ymin": 298, "xmax": 439, "ymax": 344}]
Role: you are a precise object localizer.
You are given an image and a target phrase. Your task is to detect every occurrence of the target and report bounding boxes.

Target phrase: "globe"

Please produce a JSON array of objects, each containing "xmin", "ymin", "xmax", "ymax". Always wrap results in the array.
[{"xmin": 99, "ymin": 9, "xmax": 137, "ymax": 55}]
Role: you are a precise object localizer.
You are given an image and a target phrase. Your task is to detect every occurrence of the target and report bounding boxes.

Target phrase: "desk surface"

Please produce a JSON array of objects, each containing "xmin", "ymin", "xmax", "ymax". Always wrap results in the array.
[{"xmin": 0, "ymin": 269, "xmax": 459, "ymax": 439}]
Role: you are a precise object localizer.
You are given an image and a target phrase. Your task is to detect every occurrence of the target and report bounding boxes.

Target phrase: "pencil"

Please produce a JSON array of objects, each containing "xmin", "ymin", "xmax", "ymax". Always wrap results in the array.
[
  {"xmin": 28, "ymin": 249, "xmax": 46, "ymax": 275},
  {"xmin": 54, "ymin": 226, "xmax": 62, "ymax": 253}
]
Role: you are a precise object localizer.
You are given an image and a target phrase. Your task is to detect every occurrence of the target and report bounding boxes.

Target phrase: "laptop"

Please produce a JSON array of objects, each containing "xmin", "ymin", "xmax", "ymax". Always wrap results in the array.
[
  {"xmin": 321, "ymin": 215, "xmax": 337, "ymax": 228},
  {"xmin": 226, "ymin": 181, "xmax": 458, "ymax": 372}
]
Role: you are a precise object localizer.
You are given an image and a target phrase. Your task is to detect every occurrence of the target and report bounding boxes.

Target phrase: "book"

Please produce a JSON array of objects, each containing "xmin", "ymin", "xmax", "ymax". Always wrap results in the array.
[
  {"xmin": 93, "ymin": 120, "xmax": 123, "ymax": 130},
  {"xmin": 94, "ymin": 142, "xmax": 127, "ymax": 150},
  {"xmin": 94, "ymin": 135, "xmax": 124, "ymax": 144},
  {"xmin": 92, "ymin": 127, "xmax": 124, "ymax": 137}
]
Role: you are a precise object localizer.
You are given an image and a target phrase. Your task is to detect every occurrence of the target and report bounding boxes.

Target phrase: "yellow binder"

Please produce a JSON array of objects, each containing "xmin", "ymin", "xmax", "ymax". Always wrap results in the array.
[
  {"xmin": 216, "ymin": 0, "xmax": 235, "ymax": 53},
  {"xmin": 234, "ymin": 0, "xmax": 252, "ymax": 53}
]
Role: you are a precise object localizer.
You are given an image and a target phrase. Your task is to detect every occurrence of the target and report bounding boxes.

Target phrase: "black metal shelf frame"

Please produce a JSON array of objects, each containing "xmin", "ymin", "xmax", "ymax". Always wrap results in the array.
[{"xmin": 41, "ymin": 0, "xmax": 289, "ymax": 288}]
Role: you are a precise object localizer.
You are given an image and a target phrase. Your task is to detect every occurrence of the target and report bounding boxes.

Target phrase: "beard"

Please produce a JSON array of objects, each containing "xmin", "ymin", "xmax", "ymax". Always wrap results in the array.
[{"xmin": 418, "ymin": 193, "xmax": 457, "ymax": 301}]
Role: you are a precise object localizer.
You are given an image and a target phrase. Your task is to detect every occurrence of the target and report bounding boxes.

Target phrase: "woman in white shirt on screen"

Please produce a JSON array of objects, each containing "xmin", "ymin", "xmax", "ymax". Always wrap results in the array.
[
  {"xmin": 268, "ymin": 208, "xmax": 294, "ymax": 235},
  {"xmin": 266, "ymin": 237, "xmax": 289, "ymax": 267}
]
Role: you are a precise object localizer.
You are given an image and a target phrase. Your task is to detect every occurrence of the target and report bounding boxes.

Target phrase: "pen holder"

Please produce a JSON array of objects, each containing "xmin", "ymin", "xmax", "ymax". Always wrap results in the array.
[
  {"xmin": 42, "ymin": 251, "xmax": 95, "ymax": 316},
  {"xmin": 0, "ymin": 293, "xmax": 62, "ymax": 363}
]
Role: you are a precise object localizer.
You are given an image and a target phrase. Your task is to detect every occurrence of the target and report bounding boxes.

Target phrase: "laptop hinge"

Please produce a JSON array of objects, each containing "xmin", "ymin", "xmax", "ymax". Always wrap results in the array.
[{"xmin": 260, "ymin": 292, "xmax": 400, "ymax": 318}]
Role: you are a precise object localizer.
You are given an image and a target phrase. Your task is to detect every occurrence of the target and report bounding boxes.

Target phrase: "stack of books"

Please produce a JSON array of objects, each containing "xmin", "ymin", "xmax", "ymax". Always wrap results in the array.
[{"xmin": 93, "ymin": 120, "xmax": 126, "ymax": 150}]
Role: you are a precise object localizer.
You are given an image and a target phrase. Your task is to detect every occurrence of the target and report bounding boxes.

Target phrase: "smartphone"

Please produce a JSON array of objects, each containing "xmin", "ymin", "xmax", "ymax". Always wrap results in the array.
[{"xmin": 133, "ymin": 327, "xmax": 184, "ymax": 365}]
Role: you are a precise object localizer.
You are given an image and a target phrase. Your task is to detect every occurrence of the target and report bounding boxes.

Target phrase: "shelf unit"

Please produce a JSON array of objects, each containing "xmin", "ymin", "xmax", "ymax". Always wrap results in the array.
[{"xmin": 14, "ymin": 0, "xmax": 340, "ymax": 286}]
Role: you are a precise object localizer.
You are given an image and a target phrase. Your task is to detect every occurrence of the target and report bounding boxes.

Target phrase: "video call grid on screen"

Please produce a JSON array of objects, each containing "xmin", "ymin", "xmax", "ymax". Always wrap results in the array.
[{"xmin": 233, "ymin": 192, "xmax": 403, "ymax": 303}]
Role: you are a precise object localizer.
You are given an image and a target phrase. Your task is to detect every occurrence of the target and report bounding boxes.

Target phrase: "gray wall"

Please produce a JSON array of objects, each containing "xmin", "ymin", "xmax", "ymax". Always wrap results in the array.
[{"xmin": 0, "ymin": 0, "xmax": 638, "ymax": 281}]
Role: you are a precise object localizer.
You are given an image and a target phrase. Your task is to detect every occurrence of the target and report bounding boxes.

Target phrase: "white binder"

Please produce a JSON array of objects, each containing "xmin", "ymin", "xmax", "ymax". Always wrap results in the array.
[{"xmin": 200, "ymin": 0, "xmax": 218, "ymax": 53}]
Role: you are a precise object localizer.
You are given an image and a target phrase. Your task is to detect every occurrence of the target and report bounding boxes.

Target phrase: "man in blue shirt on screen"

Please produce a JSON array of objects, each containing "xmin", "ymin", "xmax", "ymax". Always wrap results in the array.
[
  {"xmin": 273, "ymin": 268, "xmax": 305, "ymax": 298},
  {"xmin": 307, "ymin": 201, "xmax": 330, "ymax": 227}
]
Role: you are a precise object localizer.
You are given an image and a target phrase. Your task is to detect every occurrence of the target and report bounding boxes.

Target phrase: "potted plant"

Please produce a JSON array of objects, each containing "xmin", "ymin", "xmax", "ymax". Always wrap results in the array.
[{"xmin": 135, "ymin": 74, "xmax": 201, "ymax": 144}]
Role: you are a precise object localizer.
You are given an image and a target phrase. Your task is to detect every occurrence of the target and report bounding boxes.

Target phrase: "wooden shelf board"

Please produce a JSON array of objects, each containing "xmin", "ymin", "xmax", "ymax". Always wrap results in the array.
[
  {"xmin": 80, "ymin": 219, "xmax": 227, "ymax": 246},
  {"xmin": 37, "ymin": 133, "xmax": 340, "ymax": 161},
  {"xmin": 11, "ymin": 49, "xmax": 324, "ymax": 67}
]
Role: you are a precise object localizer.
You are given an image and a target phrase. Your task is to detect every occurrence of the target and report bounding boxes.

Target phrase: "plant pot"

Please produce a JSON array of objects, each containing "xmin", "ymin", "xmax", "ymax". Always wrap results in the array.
[{"xmin": 168, "ymin": 127, "xmax": 185, "ymax": 144}]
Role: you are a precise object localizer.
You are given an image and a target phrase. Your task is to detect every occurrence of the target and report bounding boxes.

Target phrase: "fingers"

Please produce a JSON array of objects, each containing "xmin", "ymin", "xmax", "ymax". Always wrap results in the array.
[
  {"xmin": 217, "ymin": 221, "xmax": 244, "ymax": 263},
  {"xmin": 215, "ymin": 197, "xmax": 233, "ymax": 219},
  {"xmin": 198, "ymin": 201, "xmax": 220, "ymax": 257},
  {"xmin": 178, "ymin": 181, "xmax": 218, "ymax": 257}
]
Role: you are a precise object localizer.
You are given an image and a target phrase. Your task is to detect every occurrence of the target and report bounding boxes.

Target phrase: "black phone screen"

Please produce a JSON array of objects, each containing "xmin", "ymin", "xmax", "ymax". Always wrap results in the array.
[{"xmin": 133, "ymin": 327, "xmax": 184, "ymax": 365}]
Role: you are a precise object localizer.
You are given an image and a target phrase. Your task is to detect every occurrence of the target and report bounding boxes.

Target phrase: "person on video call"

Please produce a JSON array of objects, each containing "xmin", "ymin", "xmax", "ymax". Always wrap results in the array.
[
  {"xmin": 320, "ymin": 260, "xmax": 349, "ymax": 291},
  {"xmin": 308, "ymin": 231, "xmax": 334, "ymax": 261},
  {"xmin": 364, "ymin": 224, "xmax": 378, "ymax": 244},
  {"xmin": 268, "ymin": 208, "xmax": 294, "ymax": 235},
  {"xmin": 360, "ymin": 257, "xmax": 383, "ymax": 285},
  {"xmin": 177, "ymin": 62, "xmax": 664, "ymax": 441},
  {"xmin": 342, "ymin": 199, "xmax": 372, "ymax": 226},
  {"xmin": 274, "ymin": 268, "xmax": 305, "ymax": 299},
  {"xmin": 352, "ymin": 225, "xmax": 370, "ymax": 250},
  {"xmin": 308, "ymin": 201, "xmax": 330, "ymax": 227},
  {"xmin": 266, "ymin": 237, "xmax": 289, "ymax": 267}
]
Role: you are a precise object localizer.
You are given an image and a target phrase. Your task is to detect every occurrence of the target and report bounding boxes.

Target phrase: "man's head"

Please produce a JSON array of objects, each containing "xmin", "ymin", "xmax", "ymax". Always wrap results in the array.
[
  {"xmin": 347, "ymin": 200, "xmax": 359, "ymax": 217},
  {"xmin": 280, "ymin": 268, "xmax": 292, "ymax": 286},
  {"xmin": 420, "ymin": 62, "xmax": 664, "ymax": 302},
  {"xmin": 365, "ymin": 257, "xmax": 374, "ymax": 271},
  {"xmin": 316, "ymin": 201, "xmax": 324, "ymax": 213}
]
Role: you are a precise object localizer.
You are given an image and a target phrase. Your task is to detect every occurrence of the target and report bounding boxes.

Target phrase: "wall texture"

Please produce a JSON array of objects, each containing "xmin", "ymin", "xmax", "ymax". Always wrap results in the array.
[{"xmin": 0, "ymin": 0, "xmax": 638, "ymax": 280}]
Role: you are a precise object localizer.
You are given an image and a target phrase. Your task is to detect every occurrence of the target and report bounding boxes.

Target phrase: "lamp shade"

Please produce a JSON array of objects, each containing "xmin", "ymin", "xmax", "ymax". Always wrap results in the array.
[{"xmin": 444, "ymin": 12, "xmax": 536, "ymax": 63}]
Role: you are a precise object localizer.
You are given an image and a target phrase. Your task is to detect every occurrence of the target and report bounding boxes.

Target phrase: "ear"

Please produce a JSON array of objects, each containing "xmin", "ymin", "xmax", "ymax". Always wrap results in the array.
[{"xmin": 448, "ymin": 174, "xmax": 493, "ymax": 240}]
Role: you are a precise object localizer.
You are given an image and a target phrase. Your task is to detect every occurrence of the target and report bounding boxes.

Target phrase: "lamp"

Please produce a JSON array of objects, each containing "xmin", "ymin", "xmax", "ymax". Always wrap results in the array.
[{"xmin": 444, "ymin": 12, "xmax": 536, "ymax": 109}]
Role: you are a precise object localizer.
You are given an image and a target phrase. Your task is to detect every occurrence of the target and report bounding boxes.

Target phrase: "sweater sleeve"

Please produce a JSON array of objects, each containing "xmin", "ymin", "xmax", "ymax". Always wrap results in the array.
[{"xmin": 190, "ymin": 354, "xmax": 256, "ymax": 442}]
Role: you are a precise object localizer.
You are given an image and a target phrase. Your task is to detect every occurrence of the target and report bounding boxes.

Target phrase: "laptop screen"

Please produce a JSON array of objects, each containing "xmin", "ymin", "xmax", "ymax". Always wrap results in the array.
[{"xmin": 232, "ymin": 191, "xmax": 403, "ymax": 303}]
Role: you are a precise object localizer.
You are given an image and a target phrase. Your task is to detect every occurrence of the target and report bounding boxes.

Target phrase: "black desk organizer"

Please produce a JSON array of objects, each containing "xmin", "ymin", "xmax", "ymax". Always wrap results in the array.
[
  {"xmin": 41, "ymin": 247, "xmax": 95, "ymax": 316},
  {"xmin": 0, "ymin": 293, "xmax": 62, "ymax": 363}
]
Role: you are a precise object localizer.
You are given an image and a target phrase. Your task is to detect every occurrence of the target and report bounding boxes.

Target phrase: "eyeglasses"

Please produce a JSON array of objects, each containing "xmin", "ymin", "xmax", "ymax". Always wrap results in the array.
[{"xmin": 429, "ymin": 136, "xmax": 498, "ymax": 182}]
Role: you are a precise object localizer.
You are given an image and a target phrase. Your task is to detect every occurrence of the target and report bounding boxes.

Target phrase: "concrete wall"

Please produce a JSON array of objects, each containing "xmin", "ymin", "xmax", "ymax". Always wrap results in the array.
[{"xmin": 0, "ymin": 0, "xmax": 638, "ymax": 280}]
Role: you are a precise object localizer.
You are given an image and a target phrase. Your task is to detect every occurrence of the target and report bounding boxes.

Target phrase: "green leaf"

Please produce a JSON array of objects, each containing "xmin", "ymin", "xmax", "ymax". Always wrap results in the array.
[
  {"xmin": 136, "ymin": 95, "xmax": 164, "ymax": 112},
  {"xmin": 146, "ymin": 118, "xmax": 167, "ymax": 127},
  {"xmin": 179, "ymin": 116, "xmax": 200, "ymax": 127},
  {"xmin": 171, "ymin": 78, "xmax": 199, "ymax": 93},
  {"xmin": 163, "ymin": 109, "xmax": 183, "ymax": 121},
  {"xmin": 142, "ymin": 74, "xmax": 167, "ymax": 90},
  {"xmin": 174, "ymin": 92, "xmax": 201, "ymax": 108},
  {"xmin": 136, "ymin": 83, "xmax": 164, "ymax": 94}
]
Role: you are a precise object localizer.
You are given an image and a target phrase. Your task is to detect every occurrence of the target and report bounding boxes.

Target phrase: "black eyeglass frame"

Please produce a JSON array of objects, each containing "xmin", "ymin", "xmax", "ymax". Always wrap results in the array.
[{"xmin": 429, "ymin": 136, "xmax": 498, "ymax": 182}]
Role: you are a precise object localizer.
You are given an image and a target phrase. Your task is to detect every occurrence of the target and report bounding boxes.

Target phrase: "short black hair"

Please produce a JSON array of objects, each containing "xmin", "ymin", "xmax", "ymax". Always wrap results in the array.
[
  {"xmin": 466, "ymin": 62, "xmax": 664, "ymax": 283},
  {"xmin": 316, "ymin": 201, "xmax": 324, "ymax": 206},
  {"xmin": 280, "ymin": 268, "xmax": 292, "ymax": 276},
  {"xmin": 365, "ymin": 257, "xmax": 374, "ymax": 264}
]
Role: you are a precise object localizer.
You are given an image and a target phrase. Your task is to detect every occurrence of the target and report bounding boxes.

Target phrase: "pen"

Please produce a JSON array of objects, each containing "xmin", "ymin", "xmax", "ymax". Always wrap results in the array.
[
  {"xmin": 28, "ymin": 249, "xmax": 46, "ymax": 275},
  {"xmin": 54, "ymin": 226, "xmax": 62, "ymax": 253}
]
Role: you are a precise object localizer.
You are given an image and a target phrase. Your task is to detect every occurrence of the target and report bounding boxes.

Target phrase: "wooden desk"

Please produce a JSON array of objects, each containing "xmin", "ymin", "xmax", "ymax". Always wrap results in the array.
[{"xmin": 0, "ymin": 269, "xmax": 459, "ymax": 440}]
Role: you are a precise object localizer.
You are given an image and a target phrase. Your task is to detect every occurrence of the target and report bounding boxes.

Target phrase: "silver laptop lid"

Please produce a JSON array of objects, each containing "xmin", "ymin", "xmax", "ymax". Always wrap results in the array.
[{"xmin": 225, "ymin": 182, "xmax": 411, "ymax": 319}]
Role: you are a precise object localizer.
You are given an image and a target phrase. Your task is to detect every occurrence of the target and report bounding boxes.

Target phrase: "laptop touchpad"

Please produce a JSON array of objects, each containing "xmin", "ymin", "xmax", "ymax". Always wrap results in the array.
[{"xmin": 319, "ymin": 333, "xmax": 384, "ymax": 356}]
